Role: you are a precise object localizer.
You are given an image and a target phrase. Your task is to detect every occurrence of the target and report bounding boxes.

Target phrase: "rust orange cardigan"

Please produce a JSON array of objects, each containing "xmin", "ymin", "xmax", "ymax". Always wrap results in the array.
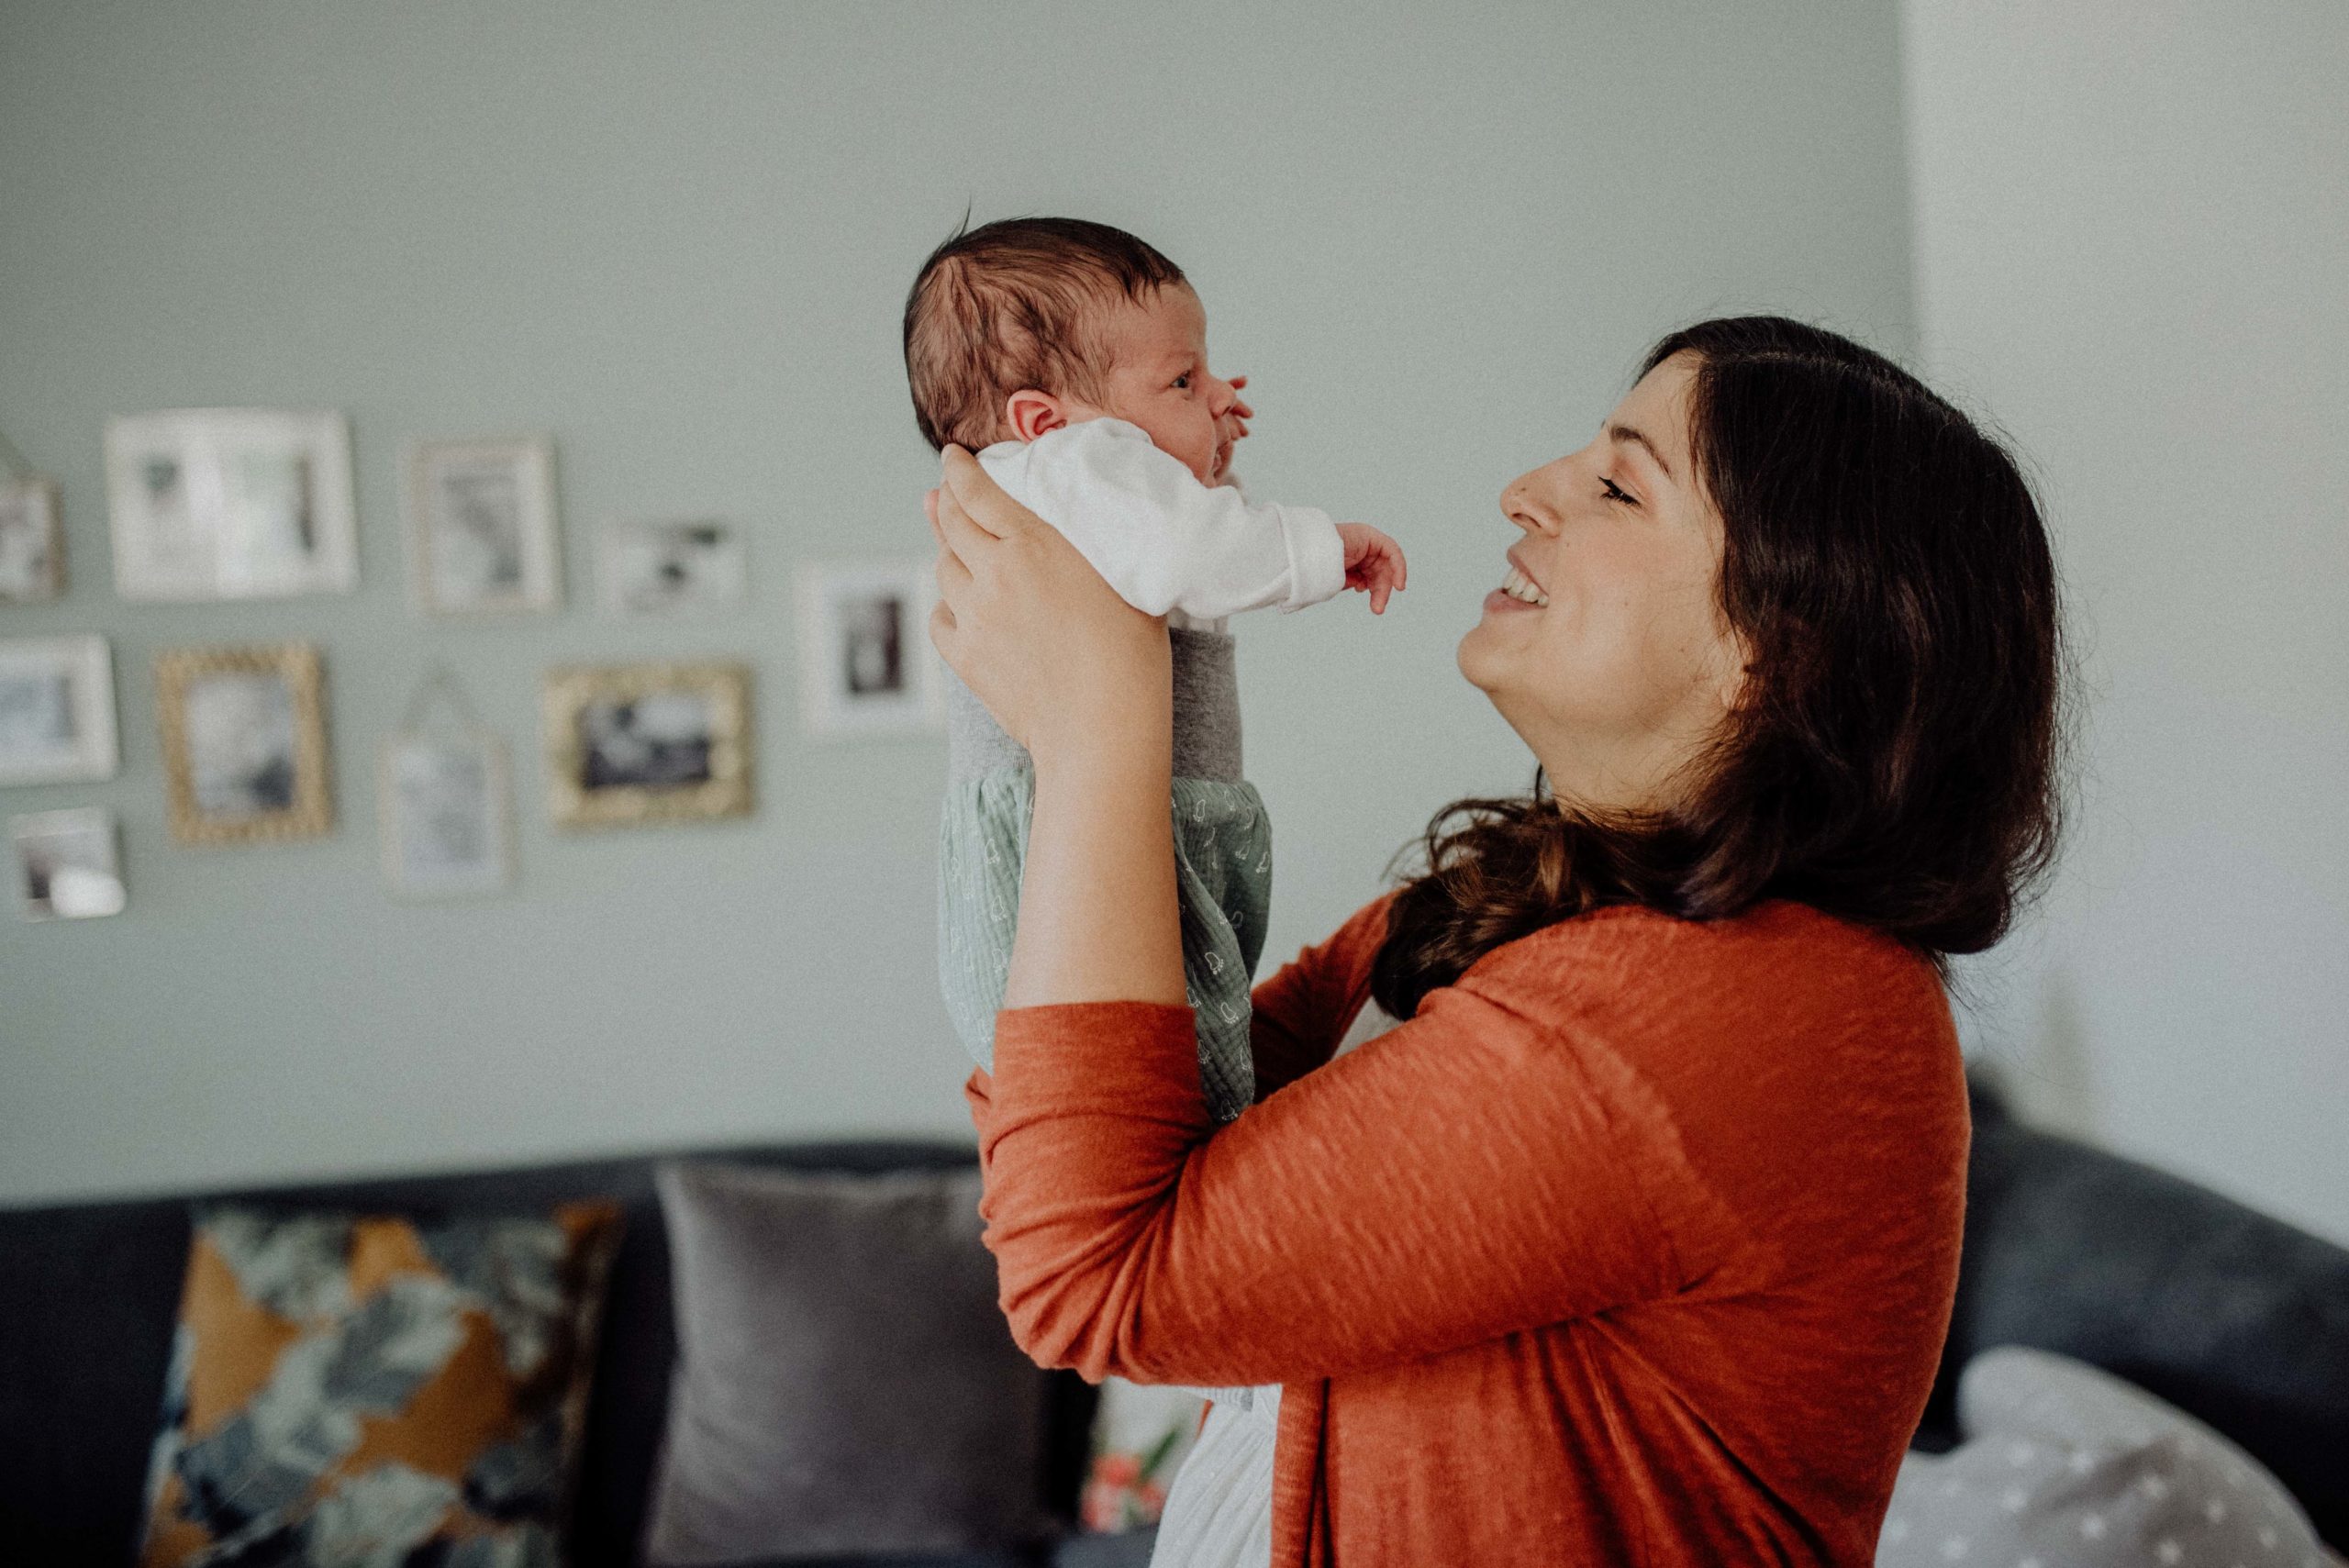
[{"xmin": 963, "ymin": 895, "xmax": 1970, "ymax": 1565}]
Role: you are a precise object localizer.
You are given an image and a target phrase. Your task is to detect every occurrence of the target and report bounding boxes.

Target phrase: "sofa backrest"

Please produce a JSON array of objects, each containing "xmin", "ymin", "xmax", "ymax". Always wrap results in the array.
[
  {"xmin": 0, "ymin": 1140, "xmax": 1096, "ymax": 1564},
  {"xmin": 1930, "ymin": 1083, "xmax": 2349, "ymax": 1548}
]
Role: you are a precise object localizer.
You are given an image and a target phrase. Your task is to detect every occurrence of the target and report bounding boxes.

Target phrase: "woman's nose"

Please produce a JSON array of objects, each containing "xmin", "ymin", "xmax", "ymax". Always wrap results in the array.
[{"xmin": 1500, "ymin": 479, "xmax": 1552, "ymax": 535}]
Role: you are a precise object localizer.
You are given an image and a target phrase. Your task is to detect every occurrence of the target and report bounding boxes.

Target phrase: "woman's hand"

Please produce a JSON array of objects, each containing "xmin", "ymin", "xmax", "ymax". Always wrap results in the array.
[
  {"xmin": 928, "ymin": 444, "xmax": 1186, "ymax": 1010},
  {"xmin": 927, "ymin": 445, "xmax": 1173, "ymax": 769}
]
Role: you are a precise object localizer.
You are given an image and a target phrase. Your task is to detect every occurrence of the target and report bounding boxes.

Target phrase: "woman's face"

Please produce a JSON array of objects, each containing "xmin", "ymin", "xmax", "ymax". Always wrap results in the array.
[{"xmin": 1456, "ymin": 351, "xmax": 1748, "ymax": 814}]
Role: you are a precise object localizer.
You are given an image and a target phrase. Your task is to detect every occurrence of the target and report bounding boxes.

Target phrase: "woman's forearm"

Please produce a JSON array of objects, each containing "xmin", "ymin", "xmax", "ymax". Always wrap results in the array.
[{"xmin": 1002, "ymin": 721, "xmax": 1187, "ymax": 1011}]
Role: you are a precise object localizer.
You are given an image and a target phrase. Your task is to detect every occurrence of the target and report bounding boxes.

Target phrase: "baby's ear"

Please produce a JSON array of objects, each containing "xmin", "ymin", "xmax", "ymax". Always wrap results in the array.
[{"xmin": 1004, "ymin": 390, "xmax": 1067, "ymax": 444}]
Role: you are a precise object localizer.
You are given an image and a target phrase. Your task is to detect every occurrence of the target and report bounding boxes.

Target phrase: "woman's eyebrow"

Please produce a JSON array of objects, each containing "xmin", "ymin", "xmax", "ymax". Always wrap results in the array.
[{"xmin": 1605, "ymin": 422, "xmax": 1673, "ymax": 480}]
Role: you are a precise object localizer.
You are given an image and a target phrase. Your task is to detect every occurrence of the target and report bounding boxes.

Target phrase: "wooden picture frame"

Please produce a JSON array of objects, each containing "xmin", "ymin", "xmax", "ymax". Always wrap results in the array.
[
  {"xmin": 155, "ymin": 643, "xmax": 333, "ymax": 846},
  {"xmin": 541, "ymin": 661, "xmax": 751, "ymax": 829}
]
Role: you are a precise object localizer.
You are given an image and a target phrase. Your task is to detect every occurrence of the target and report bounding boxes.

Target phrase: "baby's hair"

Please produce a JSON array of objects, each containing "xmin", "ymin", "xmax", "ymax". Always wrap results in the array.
[{"xmin": 903, "ymin": 216, "xmax": 1186, "ymax": 451}]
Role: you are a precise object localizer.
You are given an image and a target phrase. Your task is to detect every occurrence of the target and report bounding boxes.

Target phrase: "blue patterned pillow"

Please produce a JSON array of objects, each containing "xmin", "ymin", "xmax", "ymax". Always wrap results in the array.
[{"xmin": 138, "ymin": 1201, "xmax": 622, "ymax": 1565}]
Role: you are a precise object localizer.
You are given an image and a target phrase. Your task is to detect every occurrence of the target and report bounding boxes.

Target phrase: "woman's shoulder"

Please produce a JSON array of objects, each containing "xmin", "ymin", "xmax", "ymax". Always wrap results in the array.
[
  {"xmin": 1467, "ymin": 898, "xmax": 1946, "ymax": 1025},
  {"xmin": 1453, "ymin": 900, "xmax": 1965, "ymax": 1135}
]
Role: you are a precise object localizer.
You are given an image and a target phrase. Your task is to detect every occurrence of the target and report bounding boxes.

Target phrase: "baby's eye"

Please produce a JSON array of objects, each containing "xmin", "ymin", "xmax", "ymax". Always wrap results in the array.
[
  {"xmin": 1173, "ymin": 374, "xmax": 1191, "ymax": 390},
  {"xmin": 1600, "ymin": 476, "xmax": 1637, "ymax": 506}
]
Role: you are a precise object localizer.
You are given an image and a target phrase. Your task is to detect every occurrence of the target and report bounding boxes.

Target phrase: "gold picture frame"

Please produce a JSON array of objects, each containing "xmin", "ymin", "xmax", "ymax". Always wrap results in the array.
[
  {"xmin": 154, "ymin": 643, "xmax": 333, "ymax": 846},
  {"xmin": 541, "ymin": 661, "xmax": 751, "ymax": 829}
]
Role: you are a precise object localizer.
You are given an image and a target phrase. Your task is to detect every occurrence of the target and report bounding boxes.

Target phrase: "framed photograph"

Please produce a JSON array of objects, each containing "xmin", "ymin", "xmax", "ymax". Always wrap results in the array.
[
  {"xmin": 11, "ymin": 807, "xmax": 127, "ymax": 921},
  {"xmin": 403, "ymin": 437, "xmax": 562, "ymax": 616},
  {"xmin": 105, "ymin": 408, "xmax": 358, "ymax": 601},
  {"xmin": 542, "ymin": 662, "xmax": 751, "ymax": 829},
  {"xmin": 0, "ymin": 478, "xmax": 64, "ymax": 603},
  {"xmin": 597, "ymin": 517, "xmax": 746, "ymax": 615},
  {"xmin": 0, "ymin": 636, "xmax": 118, "ymax": 786},
  {"xmin": 379, "ymin": 667, "xmax": 513, "ymax": 898},
  {"xmin": 794, "ymin": 561, "xmax": 941, "ymax": 737},
  {"xmin": 154, "ymin": 643, "xmax": 333, "ymax": 846}
]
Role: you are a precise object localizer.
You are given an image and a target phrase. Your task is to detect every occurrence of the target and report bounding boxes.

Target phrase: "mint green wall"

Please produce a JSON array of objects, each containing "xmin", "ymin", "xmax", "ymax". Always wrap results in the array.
[
  {"xmin": 0, "ymin": 1, "xmax": 1918, "ymax": 1202},
  {"xmin": 1903, "ymin": 0, "xmax": 2349, "ymax": 1247}
]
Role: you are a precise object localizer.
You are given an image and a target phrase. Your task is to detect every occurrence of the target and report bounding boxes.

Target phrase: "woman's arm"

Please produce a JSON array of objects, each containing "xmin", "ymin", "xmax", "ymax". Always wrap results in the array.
[
  {"xmin": 928, "ymin": 447, "xmax": 1185, "ymax": 1013},
  {"xmin": 961, "ymin": 933, "xmax": 1742, "ymax": 1388}
]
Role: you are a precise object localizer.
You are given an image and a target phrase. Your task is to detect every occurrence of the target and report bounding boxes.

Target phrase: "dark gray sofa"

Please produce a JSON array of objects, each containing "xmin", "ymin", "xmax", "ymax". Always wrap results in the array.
[{"xmin": 2, "ymin": 1079, "xmax": 2342, "ymax": 1561}]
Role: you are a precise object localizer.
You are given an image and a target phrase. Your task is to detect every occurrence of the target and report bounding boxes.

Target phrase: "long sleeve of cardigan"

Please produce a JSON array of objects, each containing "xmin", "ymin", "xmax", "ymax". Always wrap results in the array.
[{"xmin": 960, "ymin": 901, "xmax": 1745, "ymax": 1389}]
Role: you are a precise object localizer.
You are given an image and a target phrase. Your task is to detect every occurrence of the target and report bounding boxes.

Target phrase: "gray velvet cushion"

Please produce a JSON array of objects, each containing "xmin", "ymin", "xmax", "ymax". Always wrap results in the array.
[
  {"xmin": 1883, "ymin": 1346, "xmax": 2325, "ymax": 1568},
  {"xmin": 643, "ymin": 1161, "xmax": 1057, "ymax": 1565}
]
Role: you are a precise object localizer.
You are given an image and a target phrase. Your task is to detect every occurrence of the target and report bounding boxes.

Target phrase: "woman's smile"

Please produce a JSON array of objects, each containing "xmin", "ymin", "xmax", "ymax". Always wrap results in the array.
[{"xmin": 1484, "ymin": 549, "xmax": 1551, "ymax": 616}]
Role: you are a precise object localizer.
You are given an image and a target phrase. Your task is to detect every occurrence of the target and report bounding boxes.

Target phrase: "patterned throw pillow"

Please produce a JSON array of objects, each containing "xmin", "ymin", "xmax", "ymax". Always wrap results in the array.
[
  {"xmin": 1881, "ymin": 1346, "xmax": 2327, "ymax": 1568},
  {"xmin": 1081, "ymin": 1377, "xmax": 1208, "ymax": 1531},
  {"xmin": 138, "ymin": 1201, "xmax": 623, "ymax": 1567}
]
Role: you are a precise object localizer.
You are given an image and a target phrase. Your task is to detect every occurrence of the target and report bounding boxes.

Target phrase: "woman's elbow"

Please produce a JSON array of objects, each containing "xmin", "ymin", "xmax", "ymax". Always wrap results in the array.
[{"xmin": 996, "ymin": 1275, "xmax": 1119, "ymax": 1382}]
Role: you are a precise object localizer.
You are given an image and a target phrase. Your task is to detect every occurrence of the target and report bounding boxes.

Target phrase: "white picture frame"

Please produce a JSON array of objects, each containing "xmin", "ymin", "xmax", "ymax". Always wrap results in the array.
[
  {"xmin": 597, "ymin": 517, "xmax": 746, "ymax": 616},
  {"xmin": 0, "ymin": 478, "xmax": 65, "ymax": 603},
  {"xmin": 402, "ymin": 436, "xmax": 562, "ymax": 617},
  {"xmin": 0, "ymin": 635, "xmax": 118, "ymax": 786},
  {"xmin": 105, "ymin": 408, "xmax": 359, "ymax": 601},
  {"xmin": 380, "ymin": 730, "xmax": 516, "ymax": 899},
  {"xmin": 11, "ymin": 807, "xmax": 127, "ymax": 921},
  {"xmin": 794, "ymin": 560, "xmax": 942, "ymax": 737}
]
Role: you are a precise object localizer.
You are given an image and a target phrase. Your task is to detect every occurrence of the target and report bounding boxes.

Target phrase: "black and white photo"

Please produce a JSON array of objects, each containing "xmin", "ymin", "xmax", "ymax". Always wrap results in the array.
[
  {"xmin": 155, "ymin": 643, "xmax": 332, "ymax": 845},
  {"xmin": 403, "ymin": 437, "xmax": 562, "ymax": 616},
  {"xmin": 11, "ymin": 807, "xmax": 125, "ymax": 921},
  {"xmin": 597, "ymin": 517, "xmax": 745, "ymax": 615},
  {"xmin": 0, "ymin": 636, "xmax": 117, "ymax": 786},
  {"xmin": 795, "ymin": 561, "xmax": 941, "ymax": 736},
  {"xmin": 542, "ymin": 662, "xmax": 751, "ymax": 828},
  {"xmin": 0, "ymin": 478, "xmax": 64, "ymax": 603},
  {"xmin": 105, "ymin": 409, "xmax": 358, "ymax": 601}
]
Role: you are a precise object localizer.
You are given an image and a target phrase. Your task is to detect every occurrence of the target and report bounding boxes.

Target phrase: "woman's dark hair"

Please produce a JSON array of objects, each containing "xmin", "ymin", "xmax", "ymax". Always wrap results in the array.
[{"xmin": 1371, "ymin": 316, "xmax": 2065, "ymax": 1018}]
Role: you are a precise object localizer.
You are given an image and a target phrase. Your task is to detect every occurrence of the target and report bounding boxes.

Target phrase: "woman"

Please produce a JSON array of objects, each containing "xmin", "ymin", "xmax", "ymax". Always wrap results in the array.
[{"xmin": 926, "ymin": 317, "xmax": 2062, "ymax": 1565}]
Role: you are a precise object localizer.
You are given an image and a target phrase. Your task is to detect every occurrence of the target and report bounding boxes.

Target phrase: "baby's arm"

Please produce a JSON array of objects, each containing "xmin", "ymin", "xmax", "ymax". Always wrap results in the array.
[{"xmin": 1011, "ymin": 421, "xmax": 1347, "ymax": 621}]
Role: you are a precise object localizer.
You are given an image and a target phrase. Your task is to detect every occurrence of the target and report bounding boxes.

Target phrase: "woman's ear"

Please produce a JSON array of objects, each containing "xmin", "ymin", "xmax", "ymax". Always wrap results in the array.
[{"xmin": 1005, "ymin": 390, "xmax": 1067, "ymax": 444}]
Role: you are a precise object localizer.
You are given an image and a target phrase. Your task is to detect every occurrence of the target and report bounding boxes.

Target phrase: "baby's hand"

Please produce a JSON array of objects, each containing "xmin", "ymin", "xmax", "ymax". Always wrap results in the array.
[
  {"xmin": 1210, "ymin": 374, "xmax": 1255, "ymax": 488},
  {"xmin": 1336, "ymin": 522, "xmax": 1407, "ymax": 615}
]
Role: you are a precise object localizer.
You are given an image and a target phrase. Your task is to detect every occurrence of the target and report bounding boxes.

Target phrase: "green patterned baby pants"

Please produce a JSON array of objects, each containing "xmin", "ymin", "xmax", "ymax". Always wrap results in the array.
[
  {"xmin": 938, "ymin": 624, "xmax": 1269, "ymax": 1125},
  {"xmin": 938, "ymin": 768, "xmax": 1271, "ymax": 1125}
]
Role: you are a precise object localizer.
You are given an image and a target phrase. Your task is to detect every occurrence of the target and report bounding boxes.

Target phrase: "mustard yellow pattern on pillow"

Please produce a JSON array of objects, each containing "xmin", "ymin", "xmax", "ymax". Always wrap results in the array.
[{"xmin": 139, "ymin": 1202, "xmax": 622, "ymax": 1567}]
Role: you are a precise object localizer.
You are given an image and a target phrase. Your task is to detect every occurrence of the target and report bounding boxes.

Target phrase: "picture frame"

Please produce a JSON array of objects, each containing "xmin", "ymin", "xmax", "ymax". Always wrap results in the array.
[
  {"xmin": 105, "ymin": 408, "xmax": 359, "ymax": 601},
  {"xmin": 402, "ymin": 436, "xmax": 563, "ymax": 617},
  {"xmin": 794, "ymin": 560, "xmax": 941, "ymax": 737},
  {"xmin": 542, "ymin": 661, "xmax": 751, "ymax": 829},
  {"xmin": 379, "ymin": 669, "xmax": 515, "ymax": 899},
  {"xmin": 597, "ymin": 517, "xmax": 746, "ymax": 616},
  {"xmin": 0, "ymin": 477, "xmax": 65, "ymax": 603},
  {"xmin": 11, "ymin": 807, "xmax": 127, "ymax": 921},
  {"xmin": 0, "ymin": 635, "xmax": 118, "ymax": 786},
  {"xmin": 154, "ymin": 643, "xmax": 333, "ymax": 846}
]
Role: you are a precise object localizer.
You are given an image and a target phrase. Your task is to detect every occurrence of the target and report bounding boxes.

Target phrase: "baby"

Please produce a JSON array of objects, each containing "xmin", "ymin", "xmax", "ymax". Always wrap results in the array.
[{"xmin": 904, "ymin": 216, "xmax": 1405, "ymax": 1129}]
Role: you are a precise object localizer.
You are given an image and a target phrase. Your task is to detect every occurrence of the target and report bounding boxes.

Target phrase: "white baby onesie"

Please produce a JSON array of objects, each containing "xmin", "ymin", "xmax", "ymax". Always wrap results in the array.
[{"xmin": 973, "ymin": 417, "xmax": 1347, "ymax": 621}]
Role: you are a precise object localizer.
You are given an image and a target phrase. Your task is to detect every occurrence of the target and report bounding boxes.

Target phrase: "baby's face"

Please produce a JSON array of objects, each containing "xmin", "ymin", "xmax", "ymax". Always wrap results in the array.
[{"xmin": 1074, "ymin": 283, "xmax": 1240, "ymax": 484}]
